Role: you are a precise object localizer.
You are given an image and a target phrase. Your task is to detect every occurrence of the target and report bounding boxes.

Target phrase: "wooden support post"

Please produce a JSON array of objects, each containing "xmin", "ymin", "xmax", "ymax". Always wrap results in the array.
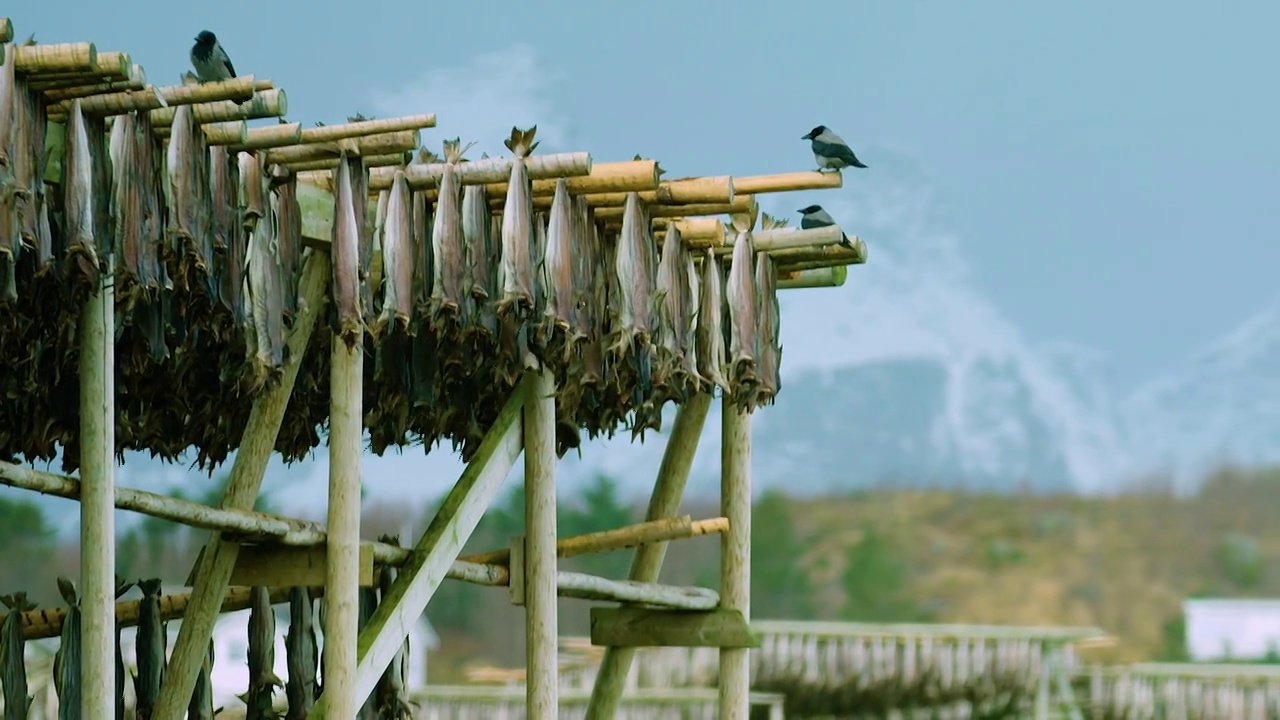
[
  {"xmin": 524, "ymin": 367, "xmax": 559, "ymax": 719},
  {"xmin": 719, "ymin": 398, "xmax": 753, "ymax": 720},
  {"xmin": 153, "ymin": 251, "xmax": 330, "ymax": 720},
  {"xmin": 586, "ymin": 392, "xmax": 712, "ymax": 719},
  {"xmin": 79, "ymin": 259, "xmax": 115, "ymax": 718},
  {"xmin": 324, "ymin": 302, "xmax": 364, "ymax": 719},
  {"xmin": 306, "ymin": 385, "xmax": 527, "ymax": 718}
]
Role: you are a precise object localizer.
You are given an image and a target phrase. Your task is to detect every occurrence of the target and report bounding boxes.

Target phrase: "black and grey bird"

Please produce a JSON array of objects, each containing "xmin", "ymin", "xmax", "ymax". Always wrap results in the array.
[
  {"xmin": 801, "ymin": 125, "xmax": 867, "ymax": 172},
  {"xmin": 190, "ymin": 30, "xmax": 245, "ymax": 105},
  {"xmin": 797, "ymin": 204, "xmax": 853, "ymax": 249}
]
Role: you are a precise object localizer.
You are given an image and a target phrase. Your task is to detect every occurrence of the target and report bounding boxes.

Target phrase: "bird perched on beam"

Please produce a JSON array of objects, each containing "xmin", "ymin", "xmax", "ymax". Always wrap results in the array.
[
  {"xmin": 797, "ymin": 204, "xmax": 854, "ymax": 249},
  {"xmin": 190, "ymin": 30, "xmax": 246, "ymax": 105},
  {"xmin": 802, "ymin": 125, "xmax": 867, "ymax": 172}
]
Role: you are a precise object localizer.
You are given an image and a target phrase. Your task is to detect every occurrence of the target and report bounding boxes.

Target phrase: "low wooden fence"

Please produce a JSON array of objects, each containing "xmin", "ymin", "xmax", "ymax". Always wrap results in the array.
[{"xmin": 1075, "ymin": 662, "xmax": 1280, "ymax": 719}]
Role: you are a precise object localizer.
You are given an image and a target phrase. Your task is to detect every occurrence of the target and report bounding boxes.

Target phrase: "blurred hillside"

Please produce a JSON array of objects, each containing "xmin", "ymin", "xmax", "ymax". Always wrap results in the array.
[{"xmin": 2, "ymin": 465, "xmax": 1279, "ymax": 678}]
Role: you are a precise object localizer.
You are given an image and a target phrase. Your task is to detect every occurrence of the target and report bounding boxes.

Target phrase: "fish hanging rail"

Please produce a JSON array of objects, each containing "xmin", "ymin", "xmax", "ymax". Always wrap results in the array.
[
  {"xmin": 152, "ymin": 119, "xmax": 249, "ymax": 146},
  {"xmin": 144, "ymin": 88, "xmax": 288, "ymax": 126},
  {"xmin": 45, "ymin": 75, "xmax": 260, "ymax": 119}
]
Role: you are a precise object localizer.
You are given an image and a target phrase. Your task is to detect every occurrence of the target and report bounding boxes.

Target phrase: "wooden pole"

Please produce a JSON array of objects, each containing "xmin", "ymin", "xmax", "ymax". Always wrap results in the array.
[
  {"xmin": 79, "ymin": 256, "xmax": 115, "ymax": 719},
  {"xmin": 524, "ymin": 367, "xmax": 559, "ymax": 719},
  {"xmin": 719, "ymin": 398, "xmax": 753, "ymax": 720},
  {"xmin": 586, "ymin": 393, "xmax": 712, "ymax": 719},
  {"xmin": 324, "ymin": 297, "xmax": 364, "ymax": 719},
  {"xmin": 305, "ymin": 387, "xmax": 527, "ymax": 717},
  {"xmin": 153, "ymin": 251, "xmax": 330, "ymax": 720}
]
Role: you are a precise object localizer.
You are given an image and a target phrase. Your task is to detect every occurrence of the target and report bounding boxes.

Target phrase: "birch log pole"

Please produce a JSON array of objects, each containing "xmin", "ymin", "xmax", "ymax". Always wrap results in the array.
[
  {"xmin": 79, "ymin": 257, "xmax": 115, "ymax": 719},
  {"xmin": 524, "ymin": 367, "xmax": 559, "ymax": 719},
  {"xmin": 325, "ymin": 322, "xmax": 364, "ymax": 718},
  {"xmin": 586, "ymin": 393, "xmax": 713, "ymax": 719},
  {"xmin": 719, "ymin": 398, "xmax": 753, "ymax": 720}
]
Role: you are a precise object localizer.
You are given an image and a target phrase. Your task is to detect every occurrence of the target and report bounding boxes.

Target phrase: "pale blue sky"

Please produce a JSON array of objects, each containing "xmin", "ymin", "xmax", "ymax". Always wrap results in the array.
[{"xmin": 21, "ymin": 1, "xmax": 1279, "ymax": 390}]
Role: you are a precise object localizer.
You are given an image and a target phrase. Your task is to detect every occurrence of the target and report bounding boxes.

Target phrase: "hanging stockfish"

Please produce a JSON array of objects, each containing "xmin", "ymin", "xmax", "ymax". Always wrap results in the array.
[
  {"xmin": 239, "ymin": 151, "xmax": 267, "ymax": 233},
  {"xmin": 653, "ymin": 224, "xmax": 699, "ymax": 405},
  {"xmin": 371, "ymin": 171, "xmax": 415, "ymax": 449},
  {"xmin": 63, "ymin": 98, "xmax": 100, "ymax": 285},
  {"xmin": 725, "ymin": 229, "xmax": 760, "ymax": 406},
  {"xmin": 0, "ymin": 593, "xmax": 34, "ymax": 720},
  {"xmin": 0, "ymin": 46, "xmax": 16, "ymax": 305},
  {"xmin": 539, "ymin": 177, "xmax": 577, "ymax": 360},
  {"xmin": 430, "ymin": 139, "xmax": 471, "ymax": 329},
  {"xmin": 241, "ymin": 586, "xmax": 282, "ymax": 719},
  {"xmin": 357, "ymin": 587, "xmax": 380, "ymax": 720},
  {"xmin": 187, "ymin": 640, "xmax": 216, "ymax": 720},
  {"xmin": 210, "ymin": 145, "xmax": 242, "ymax": 321},
  {"xmin": 609, "ymin": 192, "xmax": 660, "ymax": 438},
  {"xmin": 245, "ymin": 174, "xmax": 286, "ymax": 388},
  {"xmin": 331, "ymin": 151, "xmax": 365, "ymax": 348},
  {"xmin": 570, "ymin": 202, "xmax": 609, "ymax": 435},
  {"xmin": 695, "ymin": 250, "xmax": 729, "ymax": 393},
  {"xmin": 165, "ymin": 104, "xmax": 216, "ymax": 298},
  {"xmin": 12, "ymin": 75, "xmax": 51, "ymax": 270},
  {"xmin": 271, "ymin": 170, "xmax": 302, "ymax": 321},
  {"xmin": 114, "ymin": 577, "xmax": 134, "ymax": 720},
  {"xmin": 131, "ymin": 111, "xmax": 171, "ymax": 362},
  {"xmin": 52, "ymin": 578, "xmax": 80, "ymax": 720},
  {"xmin": 284, "ymin": 588, "xmax": 319, "ymax": 719},
  {"xmin": 408, "ymin": 171, "xmax": 441, "ymax": 418},
  {"xmin": 755, "ymin": 249, "xmax": 782, "ymax": 405},
  {"xmin": 460, "ymin": 180, "xmax": 496, "ymax": 339},
  {"xmin": 498, "ymin": 126, "xmax": 539, "ymax": 318},
  {"xmin": 133, "ymin": 578, "xmax": 167, "ymax": 720}
]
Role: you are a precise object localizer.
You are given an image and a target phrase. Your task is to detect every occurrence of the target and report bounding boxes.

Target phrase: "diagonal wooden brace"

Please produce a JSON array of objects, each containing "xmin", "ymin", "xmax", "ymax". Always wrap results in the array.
[{"xmin": 306, "ymin": 379, "xmax": 527, "ymax": 717}]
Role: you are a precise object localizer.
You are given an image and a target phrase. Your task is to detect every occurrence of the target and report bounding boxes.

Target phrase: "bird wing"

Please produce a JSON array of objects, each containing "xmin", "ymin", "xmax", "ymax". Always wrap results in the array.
[
  {"xmin": 215, "ymin": 46, "xmax": 236, "ymax": 77},
  {"xmin": 814, "ymin": 139, "xmax": 861, "ymax": 166},
  {"xmin": 813, "ymin": 210, "xmax": 836, "ymax": 225}
]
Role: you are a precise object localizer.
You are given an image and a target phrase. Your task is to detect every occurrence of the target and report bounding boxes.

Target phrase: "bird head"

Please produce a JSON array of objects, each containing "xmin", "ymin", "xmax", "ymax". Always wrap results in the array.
[
  {"xmin": 797, "ymin": 204, "xmax": 823, "ymax": 215},
  {"xmin": 801, "ymin": 125, "xmax": 827, "ymax": 141},
  {"xmin": 194, "ymin": 30, "xmax": 217, "ymax": 46}
]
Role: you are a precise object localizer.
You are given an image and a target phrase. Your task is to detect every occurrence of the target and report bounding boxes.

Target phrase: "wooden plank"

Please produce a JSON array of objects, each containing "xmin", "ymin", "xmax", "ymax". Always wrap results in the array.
[
  {"xmin": 590, "ymin": 608, "xmax": 759, "ymax": 649},
  {"xmin": 152, "ymin": 251, "xmax": 331, "ymax": 720},
  {"xmin": 306, "ymin": 383, "xmax": 526, "ymax": 718},
  {"xmin": 229, "ymin": 544, "xmax": 375, "ymax": 588},
  {"xmin": 751, "ymin": 619, "xmax": 1110, "ymax": 641}
]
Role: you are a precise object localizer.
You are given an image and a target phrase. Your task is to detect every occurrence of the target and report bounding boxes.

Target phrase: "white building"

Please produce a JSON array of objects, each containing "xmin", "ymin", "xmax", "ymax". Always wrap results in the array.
[{"xmin": 1183, "ymin": 598, "xmax": 1280, "ymax": 661}]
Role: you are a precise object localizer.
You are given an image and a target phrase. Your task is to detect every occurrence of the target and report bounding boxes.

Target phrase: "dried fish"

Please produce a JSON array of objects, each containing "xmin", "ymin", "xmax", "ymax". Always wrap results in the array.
[
  {"xmin": 725, "ymin": 230, "xmax": 760, "ymax": 404},
  {"xmin": 63, "ymin": 99, "xmax": 99, "ymax": 282},
  {"xmin": 187, "ymin": 640, "xmax": 216, "ymax": 720},
  {"xmin": 285, "ymin": 588, "xmax": 319, "ymax": 719},
  {"xmin": 755, "ymin": 249, "xmax": 782, "ymax": 404},
  {"xmin": 0, "ymin": 46, "xmax": 18, "ymax": 304},
  {"xmin": 374, "ymin": 542, "xmax": 414, "ymax": 719},
  {"xmin": 115, "ymin": 577, "xmax": 134, "ymax": 720},
  {"xmin": 610, "ymin": 192, "xmax": 661, "ymax": 436},
  {"xmin": 357, "ymin": 587, "xmax": 380, "ymax": 720},
  {"xmin": 461, "ymin": 182, "xmax": 495, "ymax": 334},
  {"xmin": 238, "ymin": 150, "xmax": 267, "ymax": 232},
  {"xmin": 12, "ymin": 77, "xmax": 51, "ymax": 267},
  {"xmin": 243, "ymin": 585, "xmax": 282, "ymax": 719},
  {"xmin": 246, "ymin": 189, "xmax": 284, "ymax": 385},
  {"xmin": 431, "ymin": 139, "xmax": 467, "ymax": 321},
  {"xmin": 374, "ymin": 170, "xmax": 412, "ymax": 337},
  {"xmin": 498, "ymin": 127, "xmax": 538, "ymax": 316},
  {"xmin": 331, "ymin": 152, "xmax": 364, "ymax": 347},
  {"xmin": 166, "ymin": 104, "xmax": 215, "ymax": 295},
  {"xmin": 541, "ymin": 178, "xmax": 576, "ymax": 347},
  {"xmin": 273, "ymin": 173, "xmax": 302, "ymax": 320},
  {"xmin": 653, "ymin": 224, "xmax": 699, "ymax": 403},
  {"xmin": 133, "ymin": 578, "xmax": 166, "ymax": 720},
  {"xmin": 696, "ymin": 250, "xmax": 729, "ymax": 393},
  {"xmin": 52, "ymin": 578, "xmax": 81, "ymax": 720},
  {"xmin": 0, "ymin": 592, "xmax": 34, "ymax": 720}
]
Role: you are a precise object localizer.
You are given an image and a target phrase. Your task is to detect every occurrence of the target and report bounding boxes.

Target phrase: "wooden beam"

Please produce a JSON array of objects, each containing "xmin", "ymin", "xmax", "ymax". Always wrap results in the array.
[
  {"xmin": 152, "ymin": 250, "xmax": 331, "ymax": 720},
  {"xmin": 306, "ymin": 383, "xmax": 526, "ymax": 718},
  {"xmin": 558, "ymin": 574, "xmax": 717, "ymax": 610},
  {"xmin": 461, "ymin": 515, "xmax": 728, "ymax": 565},
  {"xmin": 719, "ymin": 398, "xmax": 753, "ymax": 720},
  {"xmin": 229, "ymin": 544, "xmax": 375, "ymax": 588},
  {"xmin": 524, "ymin": 367, "xmax": 559, "ymax": 720},
  {"xmin": 79, "ymin": 253, "xmax": 116, "ymax": 718},
  {"xmin": 586, "ymin": 393, "xmax": 712, "ymax": 720},
  {"xmin": 589, "ymin": 608, "xmax": 759, "ymax": 649}
]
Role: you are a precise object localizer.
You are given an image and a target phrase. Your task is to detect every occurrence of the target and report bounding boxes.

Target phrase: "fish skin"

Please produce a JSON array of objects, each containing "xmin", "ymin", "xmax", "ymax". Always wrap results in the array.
[
  {"xmin": 108, "ymin": 114, "xmax": 140, "ymax": 288},
  {"xmin": 0, "ymin": 45, "xmax": 19, "ymax": 288},
  {"xmin": 274, "ymin": 174, "xmax": 302, "ymax": 320},
  {"xmin": 166, "ymin": 103, "xmax": 216, "ymax": 293},
  {"xmin": 374, "ymin": 170, "xmax": 412, "ymax": 337},
  {"xmin": 245, "ymin": 585, "xmax": 283, "ymax": 718},
  {"xmin": 332, "ymin": 152, "xmax": 364, "ymax": 347},
  {"xmin": 133, "ymin": 578, "xmax": 166, "ymax": 720},
  {"xmin": 186, "ymin": 640, "xmax": 216, "ymax": 720},
  {"xmin": 430, "ymin": 162, "xmax": 463, "ymax": 317},
  {"xmin": 461, "ymin": 183, "xmax": 492, "ymax": 304},
  {"xmin": 542, "ymin": 178, "xmax": 576, "ymax": 338},
  {"xmin": 12, "ymin": 79, "xmax": 51, "ymax": 265},
  {"xmin": 755, "ymin": 249, "xmax": 783, "ymax": 404},
  {"xmin": 285, "ymin": 588, "xmax": 319, "ymax": 719},
  {"xmin": 52, "ymin": 580, "xmax": 81, "ymax": 720},
  {"xmin": 0, "ymin": 592, "xmax": 35, "ymax": 720},
  {"xmin": 63, "ymin": 99, "xmax": 99, "ymax": 281},
  {"xmin": 696, "ymin": 250, "xmax": 729, "ymax": 393},
  {"xmin": 499, "ymin": 155, "xmax": 536, "ymax": 315},
  {"xmin": 725, "ymin": 231, "xmax": 759, "ymax": 402}
]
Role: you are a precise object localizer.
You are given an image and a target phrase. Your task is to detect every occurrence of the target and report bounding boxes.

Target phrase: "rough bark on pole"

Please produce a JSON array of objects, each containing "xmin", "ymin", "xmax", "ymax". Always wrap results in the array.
[
  {"xmin": 152, "ymin": 251, "xmax": 330, "ymax": 720},
  {"xmin": 79, "ymin": 255, "xmax": 116, "ymax": 720},
  {"xmin": 324, "ymin": 313, "xmax": 364, "ymax": 719},
  {"xmin": 719, "ymin": 397, "xmax": 753, "ymax": 720},
  {"xmin": 586, "ymin": 392, "xmax": 713, "ymax": 720},
  {"xmin": 525, "ymin": 367, "xmax": 559, "ymax": 719}
]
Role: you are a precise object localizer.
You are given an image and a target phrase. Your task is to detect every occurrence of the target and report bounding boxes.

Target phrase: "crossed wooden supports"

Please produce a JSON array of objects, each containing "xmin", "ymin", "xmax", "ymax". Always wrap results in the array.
[{"xmin": 3, "ymin": 247, "xmax": 760, "ymax": 719}]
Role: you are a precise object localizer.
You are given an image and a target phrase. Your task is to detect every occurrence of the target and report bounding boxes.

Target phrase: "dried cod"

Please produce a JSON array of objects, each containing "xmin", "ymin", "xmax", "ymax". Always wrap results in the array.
[
  {"xmin": 331, "ymin": 152, "xmax": 364, "ymax": 347},
  {"xmin": 610, "ymin": 192, "xmax": 661, "ymax": 436},
  {"xmin": 12, "ymin": 76, "xmax": 51, "ymax": 268},
  {"xmin": 374, "ymin": 170, "xmax": 413, "ymax": 336},
  {"xmin": 245, "ymin": 182, "xmax": 285, "ymax": 387},
  {"xmin": 285, "ymin": 588, "xmax": 319, "ymax": 718},
  {"xmin": 187, "ymin": 640, "xmax": 216, "ymax": 720},
  {"xmin": 52, "ymin": 578, "xmax": 80, "ymax": 720},
  {"xmin": 498, "ymin": 126, "xmax": 539, "ymax": 317},
  {"xmin": 695, "ymin": 250, "xmax": 729, "ymax": 393},
  {"xmin": 241, "ymin": 586, "xmax": 283, "ymax": 718},
  {"xmin": 461, "ymin": 180, "xmax": 497, "ymax": 338},
  {"xmin": 63, "ymin": 99, "xmax": 99, "ymax": 283},
  {"xmin": 725, "ymin": 230, "xmax": 760, "ymax": 405},
  {"xmin": 375, "ymin": 539, "xmax": 415, "ymax": 719},
  {"xmin": 0, "ymin": 592, "xmax": 34, "ymax": 720},
  {"xmin": 133, "ymin": 578, "xmax": 166, "ymax": 720},
  {"xmin": 755, "ymin": 249, "xmax": 783, "ymax": 405},
  {"xmin": 540, "ymin": 177, "xmax": 576, "ymax": 356},
  {"xmin": 653, "ymin": 224, "xmax": 699, "ymax": 403},
  {"xmin": 431, "ymin": 139, "xmax": 469, "ymax": 323},
  {"xmin": 273, "ymin": 171, "xmax": 302, "ymax": 320},
  {"xmin": 166, "ymin": 104, "xmax": 216, "ymax": 296},
  {"xmin": 0, "ymin": 47, "xmax": 16, "ymax": 303}
]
